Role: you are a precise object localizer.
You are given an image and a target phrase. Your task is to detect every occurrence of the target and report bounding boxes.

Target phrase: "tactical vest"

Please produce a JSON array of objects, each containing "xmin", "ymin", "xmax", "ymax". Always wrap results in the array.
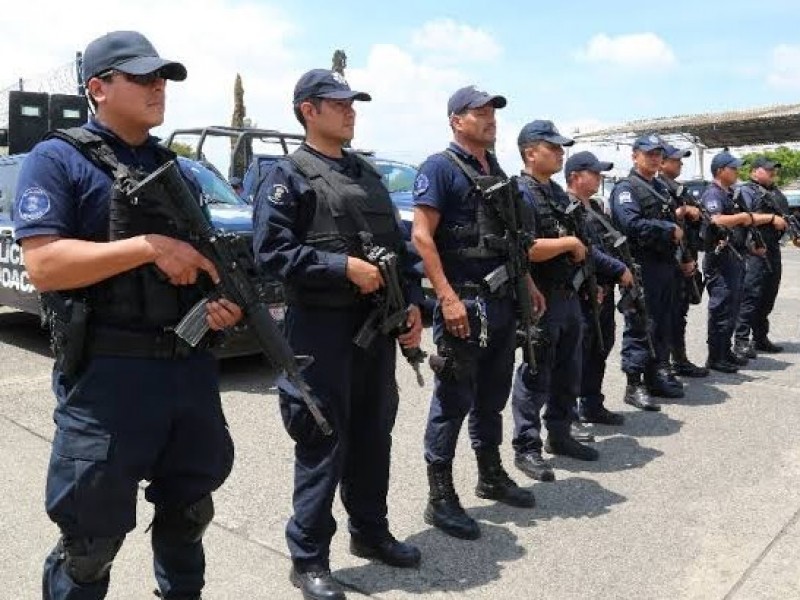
[
  {"xmin": 521, "ymin": 174, "xmax": 574, "ymax": 287},
  {"xmin": 743, "ymin": 181, "xmax": 782, "ymax": 247},
  {"xmin": 433, "ymin": 150, "xmax": 509, "ymax": 267},
  {"xmin": 659, "ymin": 175, "xmax": 702, "ymax": 254},
  {"xmin": 43, "ymin": 128, "xmax": 205, "ymax": 331},
  {"xmin": 625, "ymin": 174, "xmax": 673, "ymax": 221},
  {"xmin": 584, "ymin": 198, "xmax": 611, "ymax": 249},
  {"xmin": 286, "ymin": 146, "xmax": 403, "ymax": 308}
]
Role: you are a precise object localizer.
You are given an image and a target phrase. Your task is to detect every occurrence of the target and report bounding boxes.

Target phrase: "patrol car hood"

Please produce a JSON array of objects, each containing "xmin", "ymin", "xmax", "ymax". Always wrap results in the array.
[{"xmin": 207, "ymin": 204, "xmax": 253, "ymax": 232}]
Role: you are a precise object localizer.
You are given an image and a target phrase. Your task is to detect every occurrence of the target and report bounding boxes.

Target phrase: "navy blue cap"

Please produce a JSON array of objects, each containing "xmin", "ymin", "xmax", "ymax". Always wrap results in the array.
[
  {"xmin": 447, "ymin": 85, "xmax": 507, "ymax": 116},
  {"xmin": 663, "ymin": 143, "xmax": 691, "ymax": 160},
  {"xmin": 710, "ymin": 151, "xmax": 743, "ymax": 173},
  {"xmin": 632, "ymin": 134, "xmax": 666, "ymax": 152},
  {"xmin": 293, "ymin": 69, "xmax": 371, "ymax": 104},
  {"xmin": 564, "ymin": 151, "xmax": 613, "ymax": 179},
  {"xmin": 82, "ymin": 31, "xmax": 186, "ymax": 84},
  {"xmin": 517, "ymin": 120, "xmax": 574, "ymax": 147},
  {"xmin": 752, "ymin": 156, "xmax": 781, "ymax": 170}
]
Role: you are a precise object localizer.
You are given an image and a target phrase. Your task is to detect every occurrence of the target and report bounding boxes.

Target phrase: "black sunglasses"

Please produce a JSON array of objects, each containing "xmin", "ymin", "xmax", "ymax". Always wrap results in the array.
[{"xmin": 97, "ymin": 69, "xmax": 166, "ymax": 86}]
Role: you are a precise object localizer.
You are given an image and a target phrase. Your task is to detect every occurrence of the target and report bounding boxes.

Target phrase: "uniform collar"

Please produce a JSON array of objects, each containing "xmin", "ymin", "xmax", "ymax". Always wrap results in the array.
[
  {"xmin": 448, "ymin": 142, "xmax": 499, "ymax": 175},
  {"xmin": 85, "ymin": 118, "xmax": 161, "ymax": 151}
]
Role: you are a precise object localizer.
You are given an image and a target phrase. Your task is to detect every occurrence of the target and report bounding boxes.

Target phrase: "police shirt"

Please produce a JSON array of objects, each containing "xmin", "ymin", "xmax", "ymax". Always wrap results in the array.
[
  {"xmin": 412, "ymin": 142, "xmax": 506, "ymax": 284},
  {"xmin": 253, "ymin": 143, "xmax": 423, "ymax": 306},
  {"xmin": 609, "ymin": 170, "xmax": 676, "ymax": 259}
]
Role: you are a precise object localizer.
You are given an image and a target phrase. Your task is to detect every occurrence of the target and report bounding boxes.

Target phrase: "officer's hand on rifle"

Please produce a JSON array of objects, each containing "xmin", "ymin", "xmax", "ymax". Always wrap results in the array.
[
  {"xmin": 398, "ymin": 304, "xmax": 423, "ymax": 348},
  {"xmin": 442, "ymin": 293, "xmax": 470, "ymax": 339},
  {"xmin": 676, "ymin": 205, "xmax": 701, "ymax": 221},
  {"xmin": 206, "ymin": 297, "xmax": 244, "ymax": 330},
  {"xmin": 751, "ymin": 246, "xmax": 767, "ymax": 257},
  {"xmin": 672, "ymin": 225, "xmax": 684, "ymax": 243},
  {"xmin": 568, "ymin": 237, "xmax": 588, "ymax": 263},
  {"xmin": 527, "ymin": 275, "xmax": 547, "ymax": 317},
  {"xmin": 145, "ymin": 234, "xmax": 220, "ymax": 286},
  {"xmin": 772, "ymin": 215, "xmax": 788, "ymax": 231},
  {"xmin": 680, "ymin": 260, "xmax": 696, "ymax": 277},
  {"xmin": 618, "ymin": 268, "xmax": 634, "ymax": 288},
  {"xmin": 346, "ymin": 256, "xmax": 384, "ymax": 294}
]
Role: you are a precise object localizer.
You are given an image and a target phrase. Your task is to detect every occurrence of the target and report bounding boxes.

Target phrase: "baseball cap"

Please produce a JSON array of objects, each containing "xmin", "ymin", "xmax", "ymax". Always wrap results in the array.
[
  {"xmin": 663, "ymin": 143, "xmax": 691, "ymax": 160},
  {"xmin": 564, "ymin": 151, "xmax": 613, "ymax": 179},
  {"xmin": 447, "ymin": 85, "xmax": 507, "ymax": 116},
  {"xmin": 293, "ymin": 69, "xmax": 371, "ymax": 104},
  {"xmin": 82, "ymin": 31, "xmax": 186, "ymax": 84},
  {"xmin": 517, "ymin": 120, "xmax": 574, "ymax": 147},
  {"xmin": 632, "ymin": 134, "xmax": 666, "ymax": 152},
  {"xmin": 752, "ymin": 156, "xmax": 781, "ymax": 170},
  {"xmin": 710, "ymin": 151, "xmax": 743, "ymax": 174}
]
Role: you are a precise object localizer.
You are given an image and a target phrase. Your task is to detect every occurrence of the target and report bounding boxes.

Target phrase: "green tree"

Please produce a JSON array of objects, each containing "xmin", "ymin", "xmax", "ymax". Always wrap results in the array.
[
  {"xmin": 170, "ymin": 141, "xmax": 195, "ymax": 158},
  {"xmin": 231, "ymin": 73, "xmax": 247, "ymax": 177},
  {"xmin": 739, "ymin": 146, "xmax": 800, "ymax": 187}
]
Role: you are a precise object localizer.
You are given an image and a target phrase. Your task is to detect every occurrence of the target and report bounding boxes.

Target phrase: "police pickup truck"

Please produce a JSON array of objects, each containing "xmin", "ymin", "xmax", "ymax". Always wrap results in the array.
[{"xmin": 0, "ymin": 153, "xmax": 273, "ymax": 357}]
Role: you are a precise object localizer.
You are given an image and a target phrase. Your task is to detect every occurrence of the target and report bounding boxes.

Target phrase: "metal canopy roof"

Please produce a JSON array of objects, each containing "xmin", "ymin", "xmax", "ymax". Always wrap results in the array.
[{"xmin": 574, "ymin": 103, "xmax": 800, "ymax": 149}]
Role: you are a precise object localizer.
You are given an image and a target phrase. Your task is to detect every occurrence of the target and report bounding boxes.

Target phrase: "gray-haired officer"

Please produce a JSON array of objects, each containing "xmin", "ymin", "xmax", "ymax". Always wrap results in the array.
[
  {"xmin": 733, "ymin": 156, "xmax": 789, "ymax": 356},
  {"xmin": 658, "ymin": 144, "xmax": 708, "ymax": 378},
  {"xmin": 609, "ymin": 134, "xmax": 683, "ymax": 411},
  {"xmin": 413, "ymin": 86, "xmax": 542, "ymax": 541}
]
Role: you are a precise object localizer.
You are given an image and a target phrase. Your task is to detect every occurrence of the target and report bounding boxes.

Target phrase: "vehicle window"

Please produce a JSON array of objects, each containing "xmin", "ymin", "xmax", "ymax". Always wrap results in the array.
[
  {"xmin": 372, "ymin": 160, "xmax": 417, "ymax": 194},
  {"xmin": 0, "ymin": 160, "xmax": 22, "ymax": 217},
  {"xmin": 181, "ymin": 159, "xmax": 246, "ymax": 206},
  {"xmin": 784, "ymin": 191, "xmax": 800, "ymax": 207}
]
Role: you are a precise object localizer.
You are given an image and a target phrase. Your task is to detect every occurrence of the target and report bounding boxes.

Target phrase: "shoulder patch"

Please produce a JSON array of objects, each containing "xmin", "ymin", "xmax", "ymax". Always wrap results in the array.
[
  {"xmin": 618, "ymin": 190, "xmax": 632, "ymax": 204},
  {"xmin": 413, "ymin": 173, "xmax": 430, "ymax": 197},
  {"xmin": 268, "ymin": 183, "xmax": 290, "ymax": 206},
  {"xmin": 704, "ymin": 199, "xmax": 720, "ymax": 212},
  {"xmin": 17, "ymin": 187, "xmax": 51, "ymax": 221}
]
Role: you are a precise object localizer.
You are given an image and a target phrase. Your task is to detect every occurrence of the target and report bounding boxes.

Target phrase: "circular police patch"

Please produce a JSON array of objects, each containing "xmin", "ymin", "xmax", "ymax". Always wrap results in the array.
[
  {"xmin": 618, "ymin": 191, "xmax": 633, "ymax": 204},
  {"xmin": 268, "ymin": 184, "xmax": 289, "ymax": 206},
  {"xmin": 413, "ymin": 173, "xmax": 430, "ymax": 197},
  {"xmin": 18, "ymin": 187, "xmax": 51, "ymax": 221}
]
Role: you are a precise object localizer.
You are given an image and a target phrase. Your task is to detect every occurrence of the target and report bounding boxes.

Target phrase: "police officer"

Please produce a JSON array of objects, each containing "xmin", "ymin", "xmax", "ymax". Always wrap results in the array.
[
  {"xmin": 700, "ymin": 152, "xmax": 783, "ymax": 372},
  {"xmin": 658, "ymin": 144, "xmax": 709, "ymax": 377},
  {"xmin": 564, "ymin": 151, "xmax": 633, "ymax": 426},
  {"xmin": 254, "ymin": 69, "xmax": 423, "ymax": 600},
  {"xmin": 733, "ymin": 156, "xmax": 789, "ymax": 356},
  {"xmin": 15, "ymin": 31, "xmax": 241, "ymax": 600},
  {"xmin": 413, "ymin": 86, "xmax": 542, "ymax": 540},
  {"xmin": 610, "ymin": 134, "xmax": 683, "ymax": 411},
  {"xmin": 511, "ymin": 124, "xmax": 624, "ymax": 476}
]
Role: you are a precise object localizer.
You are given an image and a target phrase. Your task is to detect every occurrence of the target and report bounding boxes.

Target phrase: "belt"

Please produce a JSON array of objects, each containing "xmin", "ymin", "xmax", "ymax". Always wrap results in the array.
[
  {"xmin": 541, "ymin": 285, "xmax": 576, "ymax": 299},
  {"xmin": 451, "ymin": 282, "xmax": 509, "ymax": 299},
  {"xmin": 87, "ymin": 328, "xmax": 198, "ymax": 360}
]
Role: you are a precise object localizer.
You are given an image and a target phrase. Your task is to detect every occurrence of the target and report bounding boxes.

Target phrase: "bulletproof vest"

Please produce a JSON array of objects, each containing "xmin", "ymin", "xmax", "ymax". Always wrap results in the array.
[
  {"xmin": 522, "ymin": 175, "xmax": 574, "ymax": 287},
  {"xmin": 44, "ymin": 127, "xmax": 204, "ymax": 331},
  {"xmin": 286, "ymin": 146, "xmax": 403, "ymax": 308},
  {"xmin": 659, "ymin": 175, "xmax": 702, "ymax": 253},
  {"xmin": 742, "ymin": 181, "xmax": 782, "ymax": 246},
  {"xmin": 625, "ymin": 174, "xmax": 673, "ymax": 221},
  {"xmin": 584, "ymin": 198, "xmax": 612, "ymax": 249},
  {"xmin": 433, "ymin": 150, "xmax": 509, "ymax": 263}
]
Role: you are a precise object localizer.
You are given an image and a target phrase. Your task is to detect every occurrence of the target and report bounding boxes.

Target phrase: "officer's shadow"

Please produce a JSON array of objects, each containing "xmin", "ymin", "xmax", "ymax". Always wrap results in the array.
[
  {"xmin": 335, "ymin": 520, "xmax": 526, "ymax": 596},
  {"xmin": 548, "ymin": 432, "xmax": 665, "ymax": 476},
  {"xmin": 660, "ymin": 380, "xmax": 729, "ymax": 406},
  {"xmin": 745, "ymin": 355, "xmax": 792, "ymax": 372},
  {"xmin": 0, "ymin": 310, "xmax": 51, "ymax": 357}
]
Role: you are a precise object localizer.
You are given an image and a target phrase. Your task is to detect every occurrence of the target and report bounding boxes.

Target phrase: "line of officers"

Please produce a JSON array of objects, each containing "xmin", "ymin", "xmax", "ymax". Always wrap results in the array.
[{"xmin": 253, "ymin": 74, "xmax": 795, "ymax": 600}]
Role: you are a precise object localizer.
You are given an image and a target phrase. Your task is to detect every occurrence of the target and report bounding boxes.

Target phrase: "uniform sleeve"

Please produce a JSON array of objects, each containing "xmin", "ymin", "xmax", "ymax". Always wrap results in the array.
[
  {"xmin": 610, "ymin": 182, "xmax": 675, "ymax": 249},
  {"xmin": 701, "ymin": 188, "xmax": 724, "ymax": 216},
  {"xmin": 412, "ymin": 155, "xmax": 452, "ymax": 213},
  {"xmin": 252, "ymin": 161, "xmax": 348, "ymax": 285},
  {"xmin": 591, "ymin": 246, "xmax": 626, "ymax": 283},
  {"xmin": 740, "ymin": 185, "xmax": 763, "ymax": 212},
  {"xmin": 517, "ymin": 183, "xmax": 540, "ymax": 235},
  {"xmin": 13, "ymin": 143, "xmax": 78, "ymax": 241}
]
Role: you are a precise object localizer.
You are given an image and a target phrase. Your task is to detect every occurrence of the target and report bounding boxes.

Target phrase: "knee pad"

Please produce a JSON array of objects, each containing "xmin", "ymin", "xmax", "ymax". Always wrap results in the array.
[
  {"xmin": 152, "ymin": 495, "xmax": 215, "ymax": 545},
  {"xmin": 62, "ymin": 535, "xmax": 124, "ymax": 584}
]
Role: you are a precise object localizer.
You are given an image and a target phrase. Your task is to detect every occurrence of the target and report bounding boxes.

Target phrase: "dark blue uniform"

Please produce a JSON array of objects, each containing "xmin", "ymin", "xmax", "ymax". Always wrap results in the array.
[
  {"xmin": 511, "ymin": 179, "xmax": 623, "ymax": 451},
  {"xmin": 253, "ymin": 144, "xmax": 422, "ymax": 572},
  {"xmin": 15, "ymin": 120, "xmax": 234, "ymax": 600},
  {"xmin": 701, "ymin": 182, "xmax": 747, "ymax": 361},
  {"xmin": 413, "ymin": 144, "xmax": 518, "ymax": 465},
  {"xmin": 575, "ymin": 198, "xmax": 627, "ymax": 417},
  {"xmin": 609, "ymin": 171, "xmax": 679, "ymax": 378},
  {"xmin": 734, "ymin": 182, "xmax": 783, "ymax": 345}
]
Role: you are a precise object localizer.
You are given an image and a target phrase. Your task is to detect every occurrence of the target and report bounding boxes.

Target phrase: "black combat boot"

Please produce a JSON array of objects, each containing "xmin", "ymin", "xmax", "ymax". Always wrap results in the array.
[
  {"xmin": 350, "ymin": 533, "xmax": 421, "ymax": 568},
  {"xmin": 424, "ymin": 463, "xmax": 480, "ymax": 540},
  {"xmin": 289, "ymin": 567, "xmax": 345, "ymax": 600},
  {"xmin": 624, "ymin": 374, "xmax": 661, "ymax": 411},
  {"xmin": 672, "ymin": 347, "xmax": 709, "ymax": 378},
  {"xmin": 734, "ymin": 340, "xmax": 756, "ymax": 360},
  {"xmin": 727, "ymin": 348, "xmax": 749, "ymax": 366},
  {"xmin": 544, "ymin": 434, "xmax": 599, "ymax": 461},
  {"xmin": 514, "ymin": 450, "xmax": 555, "ymax": 481},
  {"xmin": 475, "ymin": 448, "xmax": 535, "ymax": 508},
  {"xmin": 645, "ymin": 369, "xmax": 684, "ymax": 399},
  {"xmin": 754, "ymin": 337, "xmax": 783, "ymax": 353}
]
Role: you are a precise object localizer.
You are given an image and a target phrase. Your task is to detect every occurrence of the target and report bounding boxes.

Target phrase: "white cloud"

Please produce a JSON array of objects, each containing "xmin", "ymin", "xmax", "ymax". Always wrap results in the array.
[
  {"xmin": 766, "ymin": 44, "xmax": 800, "ymax": 89},
  {"xmin": 575, "ymin": 33, "xmax": 677, "ymax": 69},
  {"xmin": 411, "ymin": 18, "xmax": 502, "ymax": 64}
]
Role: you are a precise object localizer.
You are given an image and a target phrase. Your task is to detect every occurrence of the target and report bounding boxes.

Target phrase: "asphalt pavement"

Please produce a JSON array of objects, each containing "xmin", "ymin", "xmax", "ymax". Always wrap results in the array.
[{"xmin": 3, "ymin": 253, "xmax": 800, "ymax": 599}]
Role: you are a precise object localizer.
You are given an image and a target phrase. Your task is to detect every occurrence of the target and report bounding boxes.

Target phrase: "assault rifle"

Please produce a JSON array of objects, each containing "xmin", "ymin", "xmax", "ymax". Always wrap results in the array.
[
  {"xmin": 478, "ymin": 176, "xmax": 542, "ymax": 373},
  {"xmin": 668, "ymin": 186, "xmax": 702, "ymax": 303},
  {"xmin": 752, "ymin": 186, "xmax": 800, "ymax": 243},
  {"xmin": 118, "ymin": 160, "xmax": 332, "ymax": 435},
  {"xmin": 564, "ymin": 200, "xmax": 604, "ymax": 352},
  {"xmin": 732, "ymin": 187, "xmax": 771, "ymax": 272},
  {"xmin": 352, "ymin": 236, "xmax": 427, "ymax": 386},
  {"xmin": 677, "ymin": 187, "xmax": 743, "ymax": 261}
]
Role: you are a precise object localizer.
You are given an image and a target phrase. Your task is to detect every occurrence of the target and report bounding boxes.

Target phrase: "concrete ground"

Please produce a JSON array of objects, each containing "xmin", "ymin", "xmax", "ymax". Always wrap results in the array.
[{"xmin": 3, "ymin": 253, "xmax": 800, "ymax": 599}]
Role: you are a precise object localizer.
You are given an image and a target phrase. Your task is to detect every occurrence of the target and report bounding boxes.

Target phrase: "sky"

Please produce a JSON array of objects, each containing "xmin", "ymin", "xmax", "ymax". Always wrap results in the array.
[{"xmin": 1, "ymin": 0, "xmax": 799, "ymax": 179}]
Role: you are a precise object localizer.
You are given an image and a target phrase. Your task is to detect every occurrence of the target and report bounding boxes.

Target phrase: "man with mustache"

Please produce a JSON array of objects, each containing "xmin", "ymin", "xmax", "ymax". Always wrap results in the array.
[{"xmin": 14, "ymin": 31, "xmax": 242, "ymax": 600}]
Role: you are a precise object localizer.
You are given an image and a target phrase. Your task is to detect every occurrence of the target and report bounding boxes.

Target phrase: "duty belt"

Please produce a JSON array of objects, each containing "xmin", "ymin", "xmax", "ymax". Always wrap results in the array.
[
  {"xmin": 451, "ymin": 281, "xmax": 509, "ymax": 299},
  {"xmin": 87, "ymin": 327, "xmax": 199, "ymax": 360}
]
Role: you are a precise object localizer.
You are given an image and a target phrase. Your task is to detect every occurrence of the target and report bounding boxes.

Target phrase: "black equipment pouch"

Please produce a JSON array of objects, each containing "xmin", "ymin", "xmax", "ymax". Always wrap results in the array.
[
  {"xmin": 428, "ymin": 338, "xmax": 476, "ymax": 383},
  {"xmin": 40, "ymin": 292, "xmax": 90, "ymax": 379}
]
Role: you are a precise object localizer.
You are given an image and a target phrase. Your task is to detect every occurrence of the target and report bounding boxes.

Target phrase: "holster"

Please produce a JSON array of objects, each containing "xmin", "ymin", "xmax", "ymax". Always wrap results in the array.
[{"xmin": 40, "ymin": 293, "xmax": 90, "ymax": 379}]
